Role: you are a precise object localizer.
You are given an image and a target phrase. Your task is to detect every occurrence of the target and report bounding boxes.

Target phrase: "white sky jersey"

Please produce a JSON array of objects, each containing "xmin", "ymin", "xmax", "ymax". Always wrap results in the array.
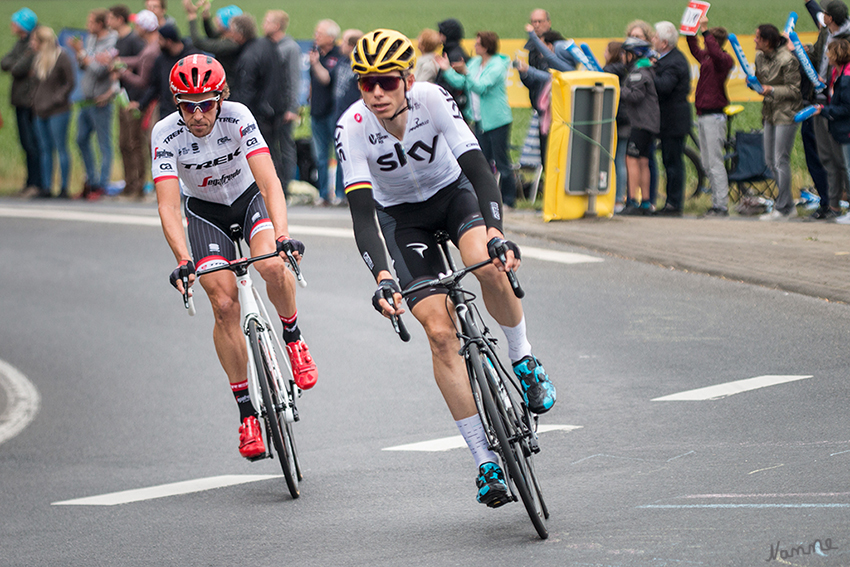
[
  {"xmin": 335, "ymin": 81, "xmax": 481, "ymax": 207},
  {"xmin": 150, "ymin": 101, "xmax": 270, "ymax": 206}
]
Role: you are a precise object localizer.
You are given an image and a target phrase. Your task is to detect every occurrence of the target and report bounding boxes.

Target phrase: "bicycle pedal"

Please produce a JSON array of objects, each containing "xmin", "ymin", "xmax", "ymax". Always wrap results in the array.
[{"xmin": 246, "ymin": 452, "xmax": 269, "ymax": 462}]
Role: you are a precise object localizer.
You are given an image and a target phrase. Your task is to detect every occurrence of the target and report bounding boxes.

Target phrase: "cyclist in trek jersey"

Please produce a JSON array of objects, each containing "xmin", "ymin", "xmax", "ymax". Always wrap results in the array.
[
  {"xmin": 335, "ymin": 30, "xmax": 556, "ymax": 507},
  {"xmin": 152, "ymin": 55, "xmax": 318, "ymax": 460}
]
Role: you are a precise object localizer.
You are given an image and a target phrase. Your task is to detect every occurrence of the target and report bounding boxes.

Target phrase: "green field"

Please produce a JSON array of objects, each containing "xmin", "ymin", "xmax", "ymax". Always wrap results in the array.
[{"xmin": 0, "ymin": 0, "xmax": 817, "ymax": 195}]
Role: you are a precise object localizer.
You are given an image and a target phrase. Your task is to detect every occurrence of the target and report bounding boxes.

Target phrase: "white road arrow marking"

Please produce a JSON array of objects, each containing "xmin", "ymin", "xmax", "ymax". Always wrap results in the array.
[
  {"xmin": 0, "ymin": 359, "xmax": 40, "ymax": 445},
  {"xmin": 652, "ymin": 375, "xmax": 813, "ymax": 401},
  {"xmin": 51, "ymin": 474, "xmax": 280, "ymax": 506},
  {"xmin": 382, "ymin": 424, "xmax": 582, "ymax": 452}
]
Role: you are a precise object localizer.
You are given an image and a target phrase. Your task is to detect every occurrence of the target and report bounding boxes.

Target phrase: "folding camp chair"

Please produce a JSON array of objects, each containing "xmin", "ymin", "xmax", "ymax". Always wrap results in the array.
[{"xmin": 726, "ymin": 130, "xmax": 777, "ymax": 203}]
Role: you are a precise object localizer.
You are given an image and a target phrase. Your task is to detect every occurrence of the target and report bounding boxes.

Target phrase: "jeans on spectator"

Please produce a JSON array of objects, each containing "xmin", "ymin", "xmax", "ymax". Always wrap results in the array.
[
  {"xmin": 118, "ymin": 106, "xmax": 146, "ymax": 198},
  {"xmin": 15, "ymin": 106, "xmax": 42, "ymax": 190},
  {"xmin": 310, "ymin": 112, "xmax": 336, "ymax": 202},
  {"xmin": 476, "ymin": 122, "xmax": 517, "ymax": 207},
  {"xmin": 813, "ymin": 114, "xmax": 846, "ymax": 210},
  {"xmin": 801, "ymin": 116, "xmax": 830, "ymax": 209},
  {"xmin": 615, "ymin": 132, "xmax": 628, "ymax": 203},
  {"xmin": 698, "ymin": 113, "xmax": 729, "ymax": 211},
  {"xmin": 660, "ymin": 135, "xmax": 686, "ymax": 210},
  {"xmin": 840, "ymin": 143, "xmax": 850, "ymax": 200},
  {"xmin": 76, "ymin": 102, "xmax": 114, "ymax": 189},
  {"xmin": 259, "ymin": 116, "xmax": 296, "ymax": 198},
  {"xmin": 763, "ymin": 121, "xmax": 798, "ymax": 215},
  {"xmin": 35, "ymin": 111, "xmax": 71, "ymax": 195}
]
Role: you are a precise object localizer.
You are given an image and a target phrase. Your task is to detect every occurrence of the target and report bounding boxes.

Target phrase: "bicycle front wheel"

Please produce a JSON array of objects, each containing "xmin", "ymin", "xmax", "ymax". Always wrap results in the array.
[
  {"xmin": 470, "ymin": 344, "xmax": 548, "ymax": 539},
  {"xmin": 248, "ymin": 319, "xmax": 300, "ymax": 498}
]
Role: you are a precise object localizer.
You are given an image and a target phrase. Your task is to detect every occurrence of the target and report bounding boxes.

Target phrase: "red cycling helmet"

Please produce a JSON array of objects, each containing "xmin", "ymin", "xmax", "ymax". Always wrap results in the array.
[{"xmin": 169, "ymin": 55, "xmax": 226, "ymax": 95}]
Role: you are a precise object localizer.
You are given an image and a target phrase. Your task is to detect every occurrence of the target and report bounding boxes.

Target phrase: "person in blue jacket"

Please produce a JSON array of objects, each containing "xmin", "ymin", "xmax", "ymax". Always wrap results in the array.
[{"xmin": 439, "ymin": 31, "xmax": 518, "ymax": 206}]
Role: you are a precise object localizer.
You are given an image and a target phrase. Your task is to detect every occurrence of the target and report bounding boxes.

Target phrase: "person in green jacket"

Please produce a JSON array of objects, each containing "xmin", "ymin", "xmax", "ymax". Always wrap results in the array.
[{"xmin": 439, "ymin": 31, "xmax": 518, "ymax": 206}]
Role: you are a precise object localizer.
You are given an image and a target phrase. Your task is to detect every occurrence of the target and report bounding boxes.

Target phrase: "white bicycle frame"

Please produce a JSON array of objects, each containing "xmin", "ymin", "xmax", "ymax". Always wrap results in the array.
[
  {"xmin": 236, "ymin": 271, "xmax": 296, "ymax": 420},
  {"xmin": 187, "ymin": 265, "xmax": 298, "ymax": 422}
]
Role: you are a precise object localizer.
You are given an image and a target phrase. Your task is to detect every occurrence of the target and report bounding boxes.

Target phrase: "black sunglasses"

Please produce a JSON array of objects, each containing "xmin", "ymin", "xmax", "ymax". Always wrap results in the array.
[{"xmin": 358, "ymin": 75, "xmax": 403, "ymax": 92}]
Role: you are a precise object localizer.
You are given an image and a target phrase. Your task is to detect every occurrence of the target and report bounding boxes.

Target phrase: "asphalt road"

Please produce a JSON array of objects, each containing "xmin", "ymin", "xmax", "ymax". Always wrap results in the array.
[{"xmin": 0, "ymin": 200, "xmax": 848, "ymax": 566}]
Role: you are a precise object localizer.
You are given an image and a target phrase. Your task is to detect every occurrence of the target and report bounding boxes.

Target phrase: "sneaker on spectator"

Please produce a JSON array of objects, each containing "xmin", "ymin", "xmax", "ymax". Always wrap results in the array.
[
  {"xmin": 759, "ymin": 209, "xmax": 792, "ymax": 221},
  {"xmin": 286, "ymin": 339, "xmax": 318, "ymax": 389},
  {"xmin": 702, "ymin": 207, "xmax": 729, "ymax": 218},
  {"xmin": 835, "ymin": 212, "xmax": 850, "ymax": 224}
]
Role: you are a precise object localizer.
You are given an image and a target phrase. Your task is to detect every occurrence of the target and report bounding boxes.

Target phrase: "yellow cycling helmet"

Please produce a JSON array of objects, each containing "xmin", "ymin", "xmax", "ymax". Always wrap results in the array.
[{"xmin": 351, "ymin": 29, "xmax": 416, "ymax": 75}]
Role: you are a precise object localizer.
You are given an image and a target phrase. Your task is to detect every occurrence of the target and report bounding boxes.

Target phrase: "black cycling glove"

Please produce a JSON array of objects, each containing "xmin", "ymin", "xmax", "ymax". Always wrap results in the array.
[
  {"xmin": 486, "ymin": 237, "xmax": 521, "ymax": 262},
  {"xmin": 276, "ymin": 236, "xmax": 306, "ymax": 256},
  {"xmin": 169, "ymin": 259, "xmax": 195, "ymax": 289},
  {"xmin": 372, "ymin": 279, "xmax": 401, "ymax": 313}
]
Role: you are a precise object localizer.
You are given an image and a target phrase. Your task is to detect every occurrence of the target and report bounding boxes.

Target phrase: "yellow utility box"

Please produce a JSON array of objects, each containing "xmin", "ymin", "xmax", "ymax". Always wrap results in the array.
[{"xmin": 543, "ymin": 71, "xmax": 619, "ymax": 221}]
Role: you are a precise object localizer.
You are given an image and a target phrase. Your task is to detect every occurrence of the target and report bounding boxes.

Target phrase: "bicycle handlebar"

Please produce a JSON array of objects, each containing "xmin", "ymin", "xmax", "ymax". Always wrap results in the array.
[
  {"xmin": 388, "ymin": 257, "xmax": 524, "ymax": 342},
  {"xmin": 180, "ymin": 247, "xmax": 306, "ymax": 315}
]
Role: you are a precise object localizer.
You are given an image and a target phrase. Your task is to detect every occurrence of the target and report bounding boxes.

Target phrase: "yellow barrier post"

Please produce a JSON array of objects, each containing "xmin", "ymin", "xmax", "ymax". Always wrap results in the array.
[{"xmin": 542, "ymin": 71, "xmax": 619, "ymax": 221}]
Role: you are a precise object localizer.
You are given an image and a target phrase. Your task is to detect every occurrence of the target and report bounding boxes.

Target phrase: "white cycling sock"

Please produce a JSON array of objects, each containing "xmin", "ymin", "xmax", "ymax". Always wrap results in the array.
[
  {"xmin": 499, "ymin": 315, "xmax": 532, "ymax": 363},
  {"xmin": 456, "ymin": 414, "xmax": 498, "ymax": 469}
]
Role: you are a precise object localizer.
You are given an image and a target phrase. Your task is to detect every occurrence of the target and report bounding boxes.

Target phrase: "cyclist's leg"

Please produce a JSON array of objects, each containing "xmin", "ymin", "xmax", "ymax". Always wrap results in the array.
[
  {"xmin": 243, "ymin": 192, "xmax": 317, "ymax": 388},
  {"xmin": 409, "ymin": 294, "xmax": 477, "ymax": 419},
  {"xmin": 185, "ymin": 200, "xmax": 248, "ymax": 388},
  {"xmin": 456, "ymin": 225, "xmax": 524, "ymax": 329},
  {"xmin": 410, "ymin": 294, "xmax": 507, "ymax": 505},
  {"xmin": 198, "ymin": 270, "xmax": 248, "ymax": 383},
  {"xmin": 456, "ymin": 221, "xmax": 556, "ymax": 414}
]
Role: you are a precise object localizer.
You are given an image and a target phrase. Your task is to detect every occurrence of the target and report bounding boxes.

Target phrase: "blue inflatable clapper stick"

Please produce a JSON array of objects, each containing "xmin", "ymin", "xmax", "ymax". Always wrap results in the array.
[
  {"xmin": 785, "ymin": 12, "xmax": 798, "ymax": 35},
  {"xmin": 564, "ymin": 39, "xmax": 592, "ymax": 70},
  {"xmin": 794, "ymin": 105, "xmax": 820, "ymax": 122},
  {"xmin": 728, "ymin": 33, "xmax": 763, "ymax": 93},
  {"xmin": 789, "ymin": 31, "xmax": 826, "ymax": 92},
  {"xmin": 579, "ymin": 43, "xmax": 603, "ymax": 72}
]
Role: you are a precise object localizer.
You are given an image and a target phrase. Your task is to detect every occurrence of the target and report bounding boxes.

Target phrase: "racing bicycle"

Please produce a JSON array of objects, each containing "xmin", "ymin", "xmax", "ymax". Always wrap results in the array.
[
  {"xmin": 180, "ymin": 224, "xmax": 306, "ymax": 498},
  {"xmin": 384, "ymin": 232, "xmax": 549, "ymax": 539}
]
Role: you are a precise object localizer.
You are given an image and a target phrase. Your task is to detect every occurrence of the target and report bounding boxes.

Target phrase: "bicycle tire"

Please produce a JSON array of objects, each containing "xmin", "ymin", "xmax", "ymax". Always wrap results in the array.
[
  {"xmin": 469, "ymin": 343, "xmax": 548, "ymax": 539},
  {"xmin": 248, "ymin": 320, "xmax": 300, "ymax": 498},
  {"xmin": 481, "ymin": 349, "xmax": 549, "ymax": 523},
  {"xmin": 683, "ymin": 145, "xmax": 708, "ymax": 201}
]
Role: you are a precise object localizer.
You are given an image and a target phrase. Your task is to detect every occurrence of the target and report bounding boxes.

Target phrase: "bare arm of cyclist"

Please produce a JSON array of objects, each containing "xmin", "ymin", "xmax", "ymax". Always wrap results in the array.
[
  {"xmin": 247, "ymin": 151, "xmax": 293, "ymax": 252},
  {"xmin": 155, "ymin": 177, "xmax": 195, "ymax": 293}
]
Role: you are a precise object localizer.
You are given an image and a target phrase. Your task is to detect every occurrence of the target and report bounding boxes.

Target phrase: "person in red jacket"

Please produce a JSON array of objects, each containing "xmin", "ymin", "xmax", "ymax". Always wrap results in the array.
[{"xmin": 687, "ymin": 15, "xmax": 734, "ymax": 217}]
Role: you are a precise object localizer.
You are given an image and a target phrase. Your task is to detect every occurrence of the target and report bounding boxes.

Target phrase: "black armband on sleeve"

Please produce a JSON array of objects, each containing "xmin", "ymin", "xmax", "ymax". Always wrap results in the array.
[
  {"xmin": 457, "ymin": 149, "xmax": 504, "ymax": 233},
  {"xmin": 347, "ymin": 186, "xmax": 392, "ymax": 279}
]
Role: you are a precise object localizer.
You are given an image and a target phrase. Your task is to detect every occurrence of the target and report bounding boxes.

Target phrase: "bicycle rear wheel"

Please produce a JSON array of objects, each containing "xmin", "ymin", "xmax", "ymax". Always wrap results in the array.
[
  {"xmin": 248, "ymin": 319, "xmax": 300, "ymax": 498},
  {"xmin": 470, "ymin": 344, "xmax": 548, "ymax": 539}
]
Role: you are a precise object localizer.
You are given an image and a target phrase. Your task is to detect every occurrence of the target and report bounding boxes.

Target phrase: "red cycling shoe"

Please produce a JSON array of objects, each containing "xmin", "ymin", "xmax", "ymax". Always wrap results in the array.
[
  {"xmin": 286, "ymin": 339, "xmax": 318, "ymax": 390},
  {"xmin": 238, "ymin": 416, "xmax": 265, "ymax": 459}
]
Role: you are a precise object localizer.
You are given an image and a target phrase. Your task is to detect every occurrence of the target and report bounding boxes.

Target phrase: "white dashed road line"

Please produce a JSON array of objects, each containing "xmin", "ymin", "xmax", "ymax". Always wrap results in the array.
[{"xmin": 652, "ymin": 375, "xmax": 814, "ymax": 401}]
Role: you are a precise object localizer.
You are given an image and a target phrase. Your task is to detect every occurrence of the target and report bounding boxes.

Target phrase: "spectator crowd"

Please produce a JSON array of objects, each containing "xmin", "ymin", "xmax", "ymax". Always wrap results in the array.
[{"xmin": 3, "ymin": 2, "xmax": 850, "ymax": 224}]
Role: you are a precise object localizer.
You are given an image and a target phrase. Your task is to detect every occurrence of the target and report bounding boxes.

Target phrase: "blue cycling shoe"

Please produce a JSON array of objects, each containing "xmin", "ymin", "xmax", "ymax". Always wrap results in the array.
[
  {"xmin": 476, "ymin": 462, "xmax": 509, "ymax": 508},
  {"xmin": 513, "ymin": 355, "xmax": 556, "ymax": 414}
]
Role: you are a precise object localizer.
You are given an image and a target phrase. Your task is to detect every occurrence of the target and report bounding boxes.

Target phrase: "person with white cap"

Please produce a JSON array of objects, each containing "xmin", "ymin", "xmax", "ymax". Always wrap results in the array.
[{"xmin": 1, "ymin": 7, "xmax": 42, "ymax": 197}]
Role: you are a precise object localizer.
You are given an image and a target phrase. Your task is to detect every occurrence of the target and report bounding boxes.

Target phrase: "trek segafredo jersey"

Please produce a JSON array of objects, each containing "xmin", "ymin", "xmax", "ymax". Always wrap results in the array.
[
  {"xmin": 151, "ymin": 101, "xmax": 270, "ymax": 206},
  {"xmin": 335, "ymin": 81, "xmax": 481, "ymax": 207}
]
